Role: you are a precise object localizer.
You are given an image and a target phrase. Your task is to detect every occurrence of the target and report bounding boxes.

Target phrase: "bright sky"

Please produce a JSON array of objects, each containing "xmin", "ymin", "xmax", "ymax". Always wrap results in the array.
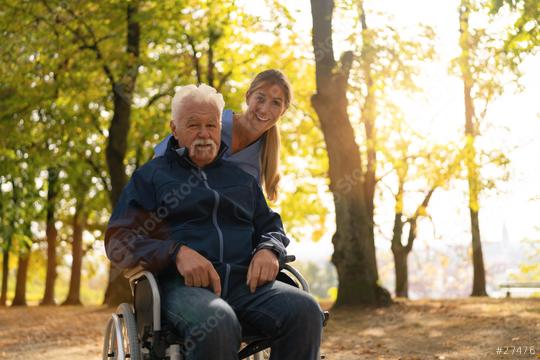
[{"xmin": 278, "ymin": 0, "xmax": 540, "ymax": 279}]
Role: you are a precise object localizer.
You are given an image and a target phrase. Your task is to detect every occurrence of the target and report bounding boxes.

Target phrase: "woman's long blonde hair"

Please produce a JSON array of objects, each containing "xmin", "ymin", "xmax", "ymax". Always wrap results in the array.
[{"xmin": 246, "ymin": 70, "xmax": 292, "ymax": 202}]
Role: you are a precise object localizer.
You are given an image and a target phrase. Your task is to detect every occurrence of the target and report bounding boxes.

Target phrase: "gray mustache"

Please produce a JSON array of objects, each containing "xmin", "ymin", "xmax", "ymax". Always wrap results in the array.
[{"xmin": 190, "ymin": 139, "xmax": 217, "ymax": 152}]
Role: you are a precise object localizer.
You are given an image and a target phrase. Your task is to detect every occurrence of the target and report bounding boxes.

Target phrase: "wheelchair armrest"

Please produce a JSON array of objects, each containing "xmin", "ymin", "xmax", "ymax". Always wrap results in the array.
[
  {"xmin": 282, "ymin": 263, "xmax": 310, "ymax": 293},
  {"xmin": 124, "ymin": 264, "xmax": 146, "ymax": 281},
  {"xmin": 126, "ymin": 269, "xmax": 163, "ymax": 332}
]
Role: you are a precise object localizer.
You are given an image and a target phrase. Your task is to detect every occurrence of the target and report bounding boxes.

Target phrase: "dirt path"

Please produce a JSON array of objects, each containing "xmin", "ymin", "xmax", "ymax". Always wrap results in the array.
[
  {"xmin": 323, "ymin": 298, "xmax": 540, "ymax": 359},
  {"xmin": 0, "ymin": 305, "xmax": 109, "ymax": 359},
  {"xmin": 1, "ymin": 298, "xmax": 539, "ymax": 359}
]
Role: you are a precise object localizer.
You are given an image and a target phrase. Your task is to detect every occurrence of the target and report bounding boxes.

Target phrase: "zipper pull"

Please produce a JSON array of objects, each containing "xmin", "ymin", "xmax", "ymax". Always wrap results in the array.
[{"xmin": 200, "ymin": 169, "xmax": 207, "ymax": 181}]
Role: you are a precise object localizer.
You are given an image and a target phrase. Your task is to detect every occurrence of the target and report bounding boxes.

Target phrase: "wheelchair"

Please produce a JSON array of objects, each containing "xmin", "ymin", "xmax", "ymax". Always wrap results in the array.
[{"xmin": 102, "ymin": 255, "xmax": 329, "ymax": 360}]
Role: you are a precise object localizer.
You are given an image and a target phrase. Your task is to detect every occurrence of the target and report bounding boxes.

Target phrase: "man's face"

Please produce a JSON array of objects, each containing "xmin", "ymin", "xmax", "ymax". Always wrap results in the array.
[{"xmin": 170, "ymin": 98, "xmax": 221, "ymax": 168}]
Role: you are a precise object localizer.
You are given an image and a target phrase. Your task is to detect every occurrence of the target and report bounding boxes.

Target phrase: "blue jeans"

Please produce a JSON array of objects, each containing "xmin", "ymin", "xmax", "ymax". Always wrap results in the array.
[{"xmin": 160, "ymin": 276, "xmax": 324, "ymax": 360}]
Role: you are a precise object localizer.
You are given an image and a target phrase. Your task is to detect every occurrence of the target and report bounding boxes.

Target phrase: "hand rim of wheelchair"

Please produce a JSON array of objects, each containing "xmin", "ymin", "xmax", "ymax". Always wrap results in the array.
[{"xmin": 103, "ymin": 303, "xmax": 142, "ymax": 360}]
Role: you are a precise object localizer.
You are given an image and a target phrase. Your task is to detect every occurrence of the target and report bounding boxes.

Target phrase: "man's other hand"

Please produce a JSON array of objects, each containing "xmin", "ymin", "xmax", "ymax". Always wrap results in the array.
[
  {"xmin": 246, "ymin": 249, "xmax": 279, "ymax": 293},
  {"xmin": 176, "ymin": 245, "xmax": 221, "ymax": 296}
]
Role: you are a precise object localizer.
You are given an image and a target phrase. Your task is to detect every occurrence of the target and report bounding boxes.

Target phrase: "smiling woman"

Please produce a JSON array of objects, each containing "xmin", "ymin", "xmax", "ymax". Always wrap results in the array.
[
  {"xmin": 235, "ymin": 70, "xmax": 292, "ymax": 201},
  {"xmin": 154, "ymin": 69, "xmax": 292, "ymax": 201}
]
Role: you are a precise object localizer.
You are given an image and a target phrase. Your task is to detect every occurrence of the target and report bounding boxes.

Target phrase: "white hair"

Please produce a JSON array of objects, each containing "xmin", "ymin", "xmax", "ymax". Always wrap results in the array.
[{"xmin": 171, "ymin": 84, "xmax": 225, "ymax": 122}]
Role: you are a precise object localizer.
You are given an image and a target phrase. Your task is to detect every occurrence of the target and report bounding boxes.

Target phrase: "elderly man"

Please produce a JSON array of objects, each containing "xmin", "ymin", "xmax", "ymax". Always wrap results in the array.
[{"xmin": 105, "ymin": 84, "xmax": 323, "ymax": 360}]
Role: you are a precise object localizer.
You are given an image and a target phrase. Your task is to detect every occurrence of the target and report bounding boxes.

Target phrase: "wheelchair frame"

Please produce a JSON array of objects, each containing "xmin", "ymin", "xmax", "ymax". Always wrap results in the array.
[{"xmin": 102, "ymin": 258, "xmax": 323, "ymax": 360}]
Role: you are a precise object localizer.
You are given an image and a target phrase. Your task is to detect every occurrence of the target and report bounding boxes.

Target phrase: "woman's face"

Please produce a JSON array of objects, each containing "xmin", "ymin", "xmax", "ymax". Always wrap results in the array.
[{"xmin": 245, "ymin": 83, "xmax": 287, "ymax": 135}]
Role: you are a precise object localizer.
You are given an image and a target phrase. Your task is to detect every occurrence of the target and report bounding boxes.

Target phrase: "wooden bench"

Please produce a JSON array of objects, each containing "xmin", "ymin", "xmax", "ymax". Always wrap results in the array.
[{"xmin": 499, "ymin": 282, "xmax": 540, "ymax": 298}]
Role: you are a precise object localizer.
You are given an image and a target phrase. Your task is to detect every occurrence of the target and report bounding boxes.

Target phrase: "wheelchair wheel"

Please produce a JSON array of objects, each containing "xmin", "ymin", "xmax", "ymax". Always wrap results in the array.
[{"xmin": 102, "ymin": 303, "xmax": 141, "ymax": 360}]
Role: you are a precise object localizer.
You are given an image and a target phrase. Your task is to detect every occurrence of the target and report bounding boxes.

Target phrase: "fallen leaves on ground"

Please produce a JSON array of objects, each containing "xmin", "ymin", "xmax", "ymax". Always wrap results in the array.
[{"xmin": 0, "ymin": 298, "xmax": 538, "ymax": 359}]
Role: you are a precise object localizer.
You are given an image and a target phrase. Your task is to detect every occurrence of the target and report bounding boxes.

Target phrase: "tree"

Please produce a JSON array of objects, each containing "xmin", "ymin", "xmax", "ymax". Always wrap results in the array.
[
  {"xmin": 310, "ymin": 0, "xmax": 390, "ymax": 306},
  {"xmin": 40, "ymin": 167, "xmax": 59, "ymax": 305},
  {"xmin": 1, "ymin": 0, "xmax": 94, "ymax": 305},
  {"xmin": 60, "ymin": 122, "xmax": 110, "ymax": 306},
  {"xmin": 382, "ymin": 131, "xmax": 461, "ymax": 297},
  {"xmin": 62, "ymin": 190, "xmax": 87, "ymax": 306},
  {"xmin": 455, "ymin": 0, "xmax": 518, "ymax": 296},
  {"xmin": 458, "ymin": 0, "xmax": 487, "ymax": 297},
  {"xmin": 352, "ymin": 1, "xmax": 436, "ymax": 300},
  {"xmin": 9, "ymin": 154, "xmax": 43, "ymax": 306},
  {"xmin": 0, "ymin": 65, "xmax": 53, "ymax": 307},
  {"xmin": 11, "ymin": 243, "xmax": 31, "ymax": 306},
  {"xmin": 310, "ymin": 0, "xmax": 435, "ymax": 306},
  {"xmin": 0, "ymin": 178, "xmax": 16, "ymax": 306}
]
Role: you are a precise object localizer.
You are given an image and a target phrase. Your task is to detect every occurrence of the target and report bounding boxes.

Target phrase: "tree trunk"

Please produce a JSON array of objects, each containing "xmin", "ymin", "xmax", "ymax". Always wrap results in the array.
[
  {"xmin": 310, "ymin": 0, "xmax": 390, "ymax": 307},
  {"xmin": 393, "ymin": 248, "xmax": 409, "ymax": 298},
  {"xmin": 41, "ymin": 167, "xmax": 59, "ymax": 305},
  {"xmin": 207, "ymin": 41, "xmax": 215, "ymax": 87},
  {"xmin": 207, "ymin": 26, "xmax": 221, "ymax": 88},
  {"xmin": 62, "ymin": 198, "xmax": 86, "ymax": 306},
  {"xmin": 391, "ymin": 210, "xmax": 408, "ymax": 298},
  {"xmin": 391, "ymin": 184, "xmax": 434, "ymax": 298},
  {"xmin": 1, "ymin": 181, "xmax": 16, "ymax": 306},
  {"xmin": 11, "ymin": 246, "xmax": 31, "ymax": 306},
  {"xmin": 470, "ymin": 207, "xmax": 487, "ymax": 296},
  {"xmin": 358, "ymin": 1, "xmax": 379, "ymax": 284},
  {"xmin": 103, "ymin": 0, "xmax": 141, "ymax": 306},
  {"xmin": 0, "ymin": 248, "xmax": 9, "ymax": 306},
  {"xmin": 392, "ymin": 220, "xmax": 419, "ymax": 299},
  {"xmin": 459, "ymin": 0, "xmax": 488, "ymax": 297}
]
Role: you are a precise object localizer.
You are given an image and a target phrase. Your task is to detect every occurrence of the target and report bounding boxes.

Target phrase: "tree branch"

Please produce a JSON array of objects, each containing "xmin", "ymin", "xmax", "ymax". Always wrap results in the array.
[
  {"xmin": 186, "ymin": 34, "xmax": 202, "ymax": 84},
  {"xmin": 146, "ymin": 88, "xmax": 175, "ymax": 108},
  {"xmin": 40, "ymin": 0, "xmax": 116, "ymax": 86},
  {"xmin": 84, "ymin": 156, "xmax": 111, "ymax": 193},
  {"xmin": 404, "ymin": 187, "xmax": 437, "ymax": 252}
]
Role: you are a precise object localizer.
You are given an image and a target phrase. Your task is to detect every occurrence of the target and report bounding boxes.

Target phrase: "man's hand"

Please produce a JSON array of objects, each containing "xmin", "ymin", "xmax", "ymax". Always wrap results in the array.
[
  {"xmin": 246, "ymin": 249, "xmax": 279, "ymax": 293},
  {"xmin": 176, "ymin": 245, "xmax": 221, "ymax": 296}
]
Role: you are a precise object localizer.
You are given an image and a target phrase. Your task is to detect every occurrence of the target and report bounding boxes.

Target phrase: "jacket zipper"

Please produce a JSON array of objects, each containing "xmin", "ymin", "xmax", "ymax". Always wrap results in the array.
[
  {"xmin": 199, "ymin": 169, "xmax": 229, "ymax": 297},
  {"xmin": 223, "ymin": 264, "xmax": 231, "ymax": 299}
]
